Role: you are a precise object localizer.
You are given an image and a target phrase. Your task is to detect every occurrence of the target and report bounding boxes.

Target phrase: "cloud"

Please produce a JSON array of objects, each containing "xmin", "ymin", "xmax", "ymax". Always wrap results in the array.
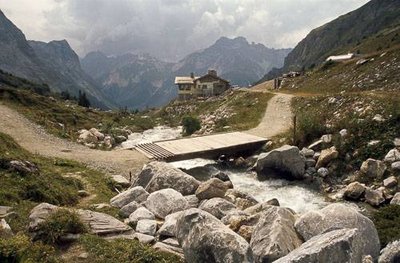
[{"xmin": 0, "ymin": 0, "xmax": 370, "ymax": 61}]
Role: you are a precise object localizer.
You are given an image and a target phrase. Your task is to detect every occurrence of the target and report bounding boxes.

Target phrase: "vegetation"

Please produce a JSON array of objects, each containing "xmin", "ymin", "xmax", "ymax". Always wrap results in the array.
[
  {"xmin": 182, "ymin": 116, "xmax": 201, "ymax": 135},
  {"xmin": 78, "ymin": 90, "xmax": 91, "ymax": 108},
  {"xmin": 79, "ymin": 235, "xmax": 183, "ymax": 263},
  {"xmin": 35, "ymin": 209, "xmax": 88, "ymax": 245},
  {"xmin": 373, "ymin": 205, "xmax": 400, "ymax": 248}
]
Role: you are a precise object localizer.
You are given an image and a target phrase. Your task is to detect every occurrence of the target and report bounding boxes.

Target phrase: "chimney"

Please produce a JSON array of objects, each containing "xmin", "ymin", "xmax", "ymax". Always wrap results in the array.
[
  {"xmin": 208, "ymin": 69, "xmax": 217, "ymax": 76},
  {"xmin": 190, "ymin": 72, "xmax": 194, "ymax": 79}
]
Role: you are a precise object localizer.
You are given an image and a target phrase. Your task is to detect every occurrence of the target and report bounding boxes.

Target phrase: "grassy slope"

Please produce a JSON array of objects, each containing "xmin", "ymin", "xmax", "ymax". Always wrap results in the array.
[{"xmin": 0, "ymin": 132, "xmax": 180, "ymax": 262}]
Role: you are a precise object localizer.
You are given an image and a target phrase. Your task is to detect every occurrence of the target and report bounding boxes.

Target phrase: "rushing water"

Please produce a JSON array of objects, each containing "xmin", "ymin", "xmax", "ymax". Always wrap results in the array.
[
  {"xmin": 171, "ymin": 158, "xmax": 328, "ymax": 214},
  {"xmin": 121, "ymin": 126, "xmax": 182, "ymax": 148}
]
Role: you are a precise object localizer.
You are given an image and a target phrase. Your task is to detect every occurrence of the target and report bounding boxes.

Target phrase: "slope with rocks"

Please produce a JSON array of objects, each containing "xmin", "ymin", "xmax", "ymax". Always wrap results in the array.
[{"xmin": 0, "ymin": 10, "xmax": 113, "ymax": 109}]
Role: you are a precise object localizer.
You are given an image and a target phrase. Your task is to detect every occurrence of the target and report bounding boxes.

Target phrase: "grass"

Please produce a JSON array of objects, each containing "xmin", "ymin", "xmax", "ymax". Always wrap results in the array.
[
  {"xmin": 373, "ymin": 205, "xmax": 400, "ymax": 248},
  {"xmin": 79, "ymin": 235, "xmax": 183, "ymax": 263},
  {"xmin": 154, "ymin": 90, "xmax": 273, "ymax": 132}
]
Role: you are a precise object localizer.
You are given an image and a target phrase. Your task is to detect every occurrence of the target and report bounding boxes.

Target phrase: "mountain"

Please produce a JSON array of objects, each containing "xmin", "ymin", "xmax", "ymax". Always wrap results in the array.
[
  {"xmin": 81, "ymin": 52, "xmax": 175, "ymax": 109},
  {"xmin": 174, "ymin": 37, "xmax": 291, "ymax": 86},
  {"xmin": 0, "ymin": 10, "xmax": 113, "ymax": 109},
  {"xmin": 258, "ymin": 0, "xmax": 400, "ymax": 81}
]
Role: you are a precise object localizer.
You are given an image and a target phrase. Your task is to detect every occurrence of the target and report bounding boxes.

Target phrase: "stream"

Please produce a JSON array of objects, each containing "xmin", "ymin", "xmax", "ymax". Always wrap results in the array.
[{"xmin": 171, "ymin": 158, "xmax": 328, "ymax": 214}]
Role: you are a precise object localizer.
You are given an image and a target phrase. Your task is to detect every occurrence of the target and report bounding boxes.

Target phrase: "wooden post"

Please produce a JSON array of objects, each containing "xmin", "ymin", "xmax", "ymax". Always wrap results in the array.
[{"xmin": 293, "ymin": 115, "xmax": 297, "ymax": 145}]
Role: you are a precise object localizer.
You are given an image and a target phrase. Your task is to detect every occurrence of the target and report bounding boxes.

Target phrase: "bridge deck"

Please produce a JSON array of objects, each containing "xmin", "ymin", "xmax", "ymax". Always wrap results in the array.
[{"xmin": 134, "ymin": 132, "xmax": 268, "ymax": 162}]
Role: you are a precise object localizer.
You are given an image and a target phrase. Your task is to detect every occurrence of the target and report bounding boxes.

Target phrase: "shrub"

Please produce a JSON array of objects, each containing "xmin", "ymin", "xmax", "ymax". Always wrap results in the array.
[
  {"xmin": 373, "ymin": 205, "xmax": 400, "ymax": 248},
  {"xmin": 0, "ymin": 234, "xmax": 59, "ymax": 263},
  {"xmin": 35, "ymin": 209, "xmax": 87, "ymax": 245},
  {"xmin": 182, "ymin": 116, "xmax": 201, "ymax": 136}
]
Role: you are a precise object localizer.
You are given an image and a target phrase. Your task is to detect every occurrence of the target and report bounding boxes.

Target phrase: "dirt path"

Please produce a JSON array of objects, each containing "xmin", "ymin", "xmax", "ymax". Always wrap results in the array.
[
  {"xmin": 246, "ymin": 92, "xmax": 294, "ymax": 138},
  {"xmin": 0, "ymin": 103, "xmax": 148, "ymax": 176}
]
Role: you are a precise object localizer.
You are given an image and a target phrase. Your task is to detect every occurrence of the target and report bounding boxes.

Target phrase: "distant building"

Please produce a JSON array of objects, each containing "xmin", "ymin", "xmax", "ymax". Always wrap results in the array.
[
  {"xmin": 326, "ymin": 53, "xmax": 355, "ymax": 62},
  {"xmin": 175, "ymin": 70, "xmax": 230, "ymax": 100}
]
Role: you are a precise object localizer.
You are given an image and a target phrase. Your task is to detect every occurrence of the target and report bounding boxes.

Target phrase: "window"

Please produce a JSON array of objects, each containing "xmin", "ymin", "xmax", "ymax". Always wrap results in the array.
[{"xmin": 202, "ymin": 85, "xmax": 207, "ymax": 89}]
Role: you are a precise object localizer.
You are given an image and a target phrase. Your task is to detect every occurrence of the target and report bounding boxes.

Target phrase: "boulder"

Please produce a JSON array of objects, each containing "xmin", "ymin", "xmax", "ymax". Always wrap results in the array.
[
  {"xmin": 28, "ymin": 203, "xmax": 59, "ymax": 231},
  {"xmin": 79, "ymin": 130, "xmax": 98, "ymax": 144},
  {"xmin": 317, "ymin": 167, "xmax": 329, "ymax": 177},
  {"xmin": 300, "ymin": 148, "xmax": 315, "ymax": 158},
  {"xmin": 344, "ymin": 182, "xmax": 366, "ymax": 200},
  {"xmin": 0, "ymin": 219, "xmax": 13, "ymax": 239},
  {"xmin": 390, "ymin": 192, "xmax": 400, "ymax": 205},
  {"xmin": 384, "ymin": 149, "xmax": 400, "ymax": 163},
  {"xmin": 128, "ymin": 207, "xmax": 155, "ymax": 225},
  {"xmin": 195, "ymin": 178, "xmax": 228, "ymax": 200},
  {"xmin": 212, "ymin": 172, "xmax": 231, "ymax": 182},
  {"xmin": 238, "ymin": 225, "xmax": 254, "ymax": 242},
  {"xmin": 158, "ymin": 211, "xmax": 183, "ymax": 237},
  {"xmin": 224, "ymin": 189, "xmax": 258, "ymax": 210},
  {"xmin": 153, "ymin": 242, "xmax": 184, "ymax": 259},
  {"xmin": 89, "ymin": 128, "xmax": 105, "ymax": 141},
  {"xmin": 77, "ymin": 209, "xmax": 131, "ymax": 236},
  {"xmin": 185, "ymin": 195, "xmax": 199, "ymax": 208},
  {"xmin": 110, "ymin": 186, "xmax": 149, "ymax": 208},
  {"xmin": 360, "ymin": 159, "xmax": 386, "ymax": 180},
  {"xmin": 256, "ymin": 145, "xmax": 306, "ymax": 179},
  {"xmin": 133, "ymin": 233, "xmax": 155, "ymax": 244},
  {"xmin": 133, "ymin": 162, "xmax": 200, "ymax": 195},
  {"xmin": 305, "ymin": 158, "xmax": 316, "ymax": 168},
  {"xmin": 250, "ymin": 206, "xmax": 302, "ymax": 262},
  {"xmin": 315, "ymin": 146, "xmax": 338, "ymax": 169},
  {"xmin": 383, "ymin": 176, "xmax": 398, "ymax": 188},
  {"xmin": 220, "ymin": 210, "xmax": 258, "ymax": 231},
  {"xmin": 119, "ymin": 201, "xmax": 141, "ymax": 218},
  {"xmin": 379, "ymin": 240, "xmax": 400, "ymax": 263},
  {"xmin": 9, "ymin": 160, "xmax": 39, "ymax": 175},
  {"xmin": 199, "ymin": 197, "xmax": 237, "ymax": 219},
  {"xmin": 0, "ymin": 206, "xmax": 13, "ymax": 218},
  {"xmin": 145, "ymin": 188, "xmax": 189, "ymax": 219},
  {"xmin": 244, "ymin": 201, "xmax": 279, "ymax": 215},
  {"xmin": 339, "ymin": 129, "xmax": 348, "ymax": 138},
  {"xmin": 274, "ymin": 228, "xmax": 359, "ymax": 263},
  {"xmin": 136, "ymin": 219, "xmax": 157, "ymax": 236},
  {"xmin": 294, "ymin": 203, "xmax": 380, "ymax": 260},
  {"xmin": 365, "ymin": 188, "xmax": 385, "ymax": 207},
  {"xmin": 176, "ymin": 208, "xmax": 254, "ymax": 263},
  {"xmin": 104, "ymin": 136, "xmax": 114, "ymax": 148},
  {"xmin": 110, "ymin": 174, "xmax": 130, "ymax": 187},
  {"xmin": 392, "ymin": 162, "xmax": 400, "ymax": 171}
]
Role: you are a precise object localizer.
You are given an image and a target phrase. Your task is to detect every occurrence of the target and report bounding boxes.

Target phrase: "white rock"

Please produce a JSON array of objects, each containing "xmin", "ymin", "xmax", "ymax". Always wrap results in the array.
[
  {"xmin": 136, "ymin": 219, "xmax": 157, "ymax": 236},
  {"xmin": 339, "ymin": 129, "xmax": 348, "ymax": 138},
  {"xmin": 317, "ymin": 167, "xmax": 329, "ymax": 177},
  {"xmin": 390, "ymin": 192, "xmax": 400, "ymax": 205},
  {"xmin": 145, "ymin": 188, "xmax": 189, "ymax": 219},
  {"xmin": 110, "ymin": 186, "xmax": 149, "ymax": 208},
  {"xmin": 384, "ymin": 149, "xmax": 400, "ymax": 163},
  {"xmin": 128, "ymin": 207, "xmax": 155, "ymax": 225},
  {"xmin": 392, "ymin": 161, "xmax": 400, "ymax": 171}
]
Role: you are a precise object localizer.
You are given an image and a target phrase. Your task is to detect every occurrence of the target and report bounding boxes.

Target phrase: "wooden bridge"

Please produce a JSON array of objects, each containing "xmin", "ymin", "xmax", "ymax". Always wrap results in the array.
[{"xmin": 133, "ymin": 132, "xmax": 268, "ymax": 162}]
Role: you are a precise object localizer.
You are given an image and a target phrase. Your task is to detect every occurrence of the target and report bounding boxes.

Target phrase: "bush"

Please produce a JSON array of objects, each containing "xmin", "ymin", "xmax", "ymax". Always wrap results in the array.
[
  {"xmin": 373, "ymin": 205, "xmax": 400, "ymax": 248},
  {"xmin": 182, "ymin": 116, "xmax": 201, "ymax": 136},
  {"xmin": 35, "ymin": 209, "xmax": 87, "ymax": 245},
  {"xmin": 0, "ymin": 234, "xmax": 59, "ymax": 263}
]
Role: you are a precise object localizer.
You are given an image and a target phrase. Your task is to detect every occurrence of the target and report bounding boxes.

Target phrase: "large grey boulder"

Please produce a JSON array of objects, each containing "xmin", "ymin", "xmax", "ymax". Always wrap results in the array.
[
  {"xmin": 199, "ymin": 197, "xmax": 237, "ymax": 219},
  {"xmin": 360, "ymin": 159, "xmax": 386, "ymax": 180},
  {"xmin": 119, "ymin": 201, "xmax": 141, "ymax": 218},
  {"xmin": 224, "ymin": 189, "xmax": 258, "ymax": 210},
  {"xmin": 128, "ymin": 207, "xmax": 155, "ymax": 226},
  {"xmin": 294, "ymin": 203, "xmax": 380, "ymax": 261},
  {"xmin": 195, "ymin": 178, "xmax": 228, "ymax": 200},
  {"xmin": 158, "ymin": 211, "xmax": 183, "ymax": 237},
  {"xmin": 185, "ymin": 195, "xmax": 200, "ymax": 208},
  {"xmin": 176, "ymin": 208, "xmax": 254, "ymax": 263},
  {"xmin": 77, "ymin": 209, "xmax": 131, "ymax": 236},
  {"xmin": 110, "ymin": 186, "xmax": 149, "ymax": 208},
  {"xmin": 379, "ymin": 240, "xmax": 400, "ymax": 263},
  {"xmin": 256, "ymin": 145, "xmax": 305, "ymax": 179},
  {"xmin": 250, "ymin": 206, "xmax": 302, "ymax": 262},
  {"xmin": 136, "ymin": 219, "xmax": 157, "ymax": 236},
  {"xmin": 274, "ymin": 228, "xmax": 359, "ymax": 263},
  {"xmin": 28, "ymin": 203, "xmax": 59, "ymax": 231},
  {"xmin": 133, "ymin": 161, "xmax": 200, "ymax": 195},
  {"xmin": 244, "ymin": 201, "xmax": 280, "ymax": 215},
  {"xmin": 364, "ymin": 188, "xmax": 385, "ymax": 207},
  {"xmin": 145, "ymin": 188, "xmax": 189, "ymax": 219}
]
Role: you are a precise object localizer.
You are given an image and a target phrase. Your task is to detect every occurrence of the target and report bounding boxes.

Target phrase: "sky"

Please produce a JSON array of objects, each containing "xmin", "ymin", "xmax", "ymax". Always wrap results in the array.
[{"xmin": 0, "ymin": 0, "xmax": 370, "ymax": 61}]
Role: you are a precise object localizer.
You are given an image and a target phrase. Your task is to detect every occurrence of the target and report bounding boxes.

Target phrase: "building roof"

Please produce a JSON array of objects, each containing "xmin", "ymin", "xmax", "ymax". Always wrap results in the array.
[
  {"xmin": 326, "ymin": 53, "xmax": 354, "ymax": 62},
  {"xmin": 174, "ymin": 76, "xmax": 199, "ymax": 85}
]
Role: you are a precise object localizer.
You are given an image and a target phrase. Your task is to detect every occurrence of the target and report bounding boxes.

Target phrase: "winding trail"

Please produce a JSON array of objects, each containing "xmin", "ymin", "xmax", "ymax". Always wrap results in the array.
[
  {"xmin": 0, "ymin": 103, "xmax": 148, "ymax": 176},
  {"xmin": 246, "ymin": 92, "xmax": 294, "ymax": 139}
]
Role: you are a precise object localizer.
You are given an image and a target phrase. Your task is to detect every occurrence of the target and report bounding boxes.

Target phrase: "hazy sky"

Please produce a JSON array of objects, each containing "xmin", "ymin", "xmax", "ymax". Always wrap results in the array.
[{"xmin": 0, "ymin": 0, "xmax": 369, "ymax": 61}]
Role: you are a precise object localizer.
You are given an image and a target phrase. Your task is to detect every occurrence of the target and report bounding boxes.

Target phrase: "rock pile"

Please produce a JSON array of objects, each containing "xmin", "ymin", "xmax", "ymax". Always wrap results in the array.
[{"xmin": 77, "ymin": 127, "xmax": 128, "ymax": 149}]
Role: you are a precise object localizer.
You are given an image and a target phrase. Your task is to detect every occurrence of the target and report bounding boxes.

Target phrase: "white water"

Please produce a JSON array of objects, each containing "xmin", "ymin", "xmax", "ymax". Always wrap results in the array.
[
  {"xmin": 121, "ymin": 126, "xmax": 182, "ymax": 148},
  {"xmin": 171, "ymin": 158, "xmax": 328, "ymax": 214}
]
